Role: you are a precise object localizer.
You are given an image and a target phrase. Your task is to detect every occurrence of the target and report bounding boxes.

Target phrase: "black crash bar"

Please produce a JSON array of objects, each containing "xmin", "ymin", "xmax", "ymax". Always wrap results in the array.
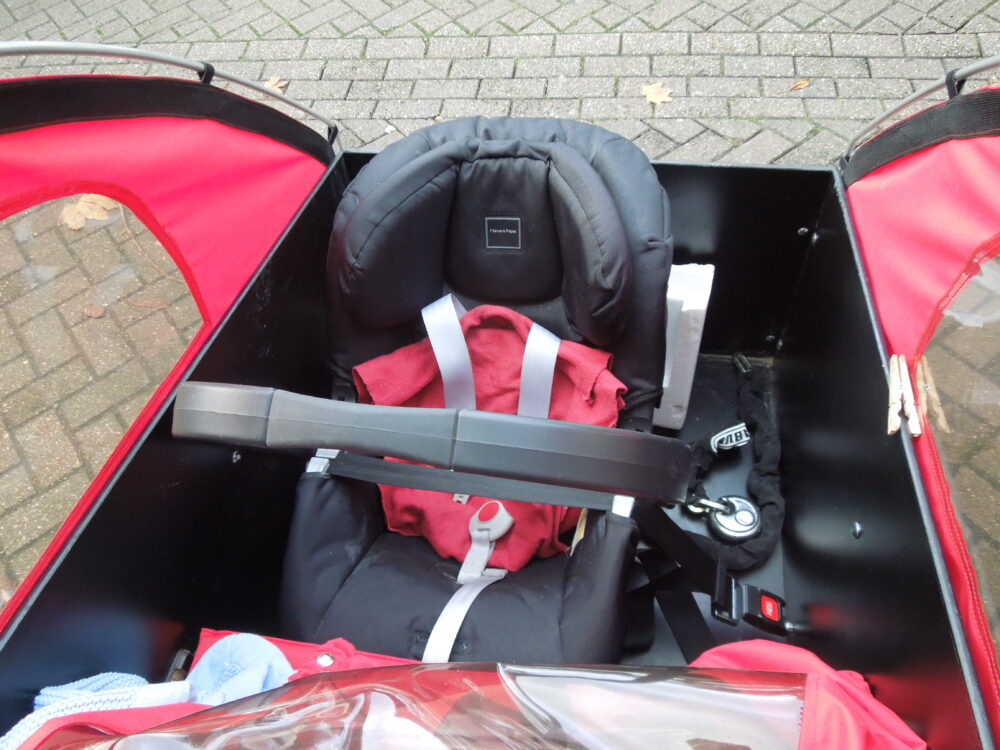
[{"xmin": 172, "ymin": 382, "xmax": 691, "ymax": 504}]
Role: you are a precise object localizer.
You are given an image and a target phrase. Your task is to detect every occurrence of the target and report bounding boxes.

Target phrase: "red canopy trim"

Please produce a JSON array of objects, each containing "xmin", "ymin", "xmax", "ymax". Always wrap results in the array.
[
  {"xmin": 0, "ymin": 98, "xmax": 330, "ymax": 634},
  {"xmin": 848, "ymin": 131, "xmax": 1000, "ymax": 741}
]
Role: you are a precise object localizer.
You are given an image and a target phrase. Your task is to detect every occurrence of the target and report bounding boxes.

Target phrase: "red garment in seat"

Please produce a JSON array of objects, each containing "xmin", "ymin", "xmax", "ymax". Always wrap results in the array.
[{"xmin": 353, "ymin": 305, "xmax": 627, "ymax": 572}]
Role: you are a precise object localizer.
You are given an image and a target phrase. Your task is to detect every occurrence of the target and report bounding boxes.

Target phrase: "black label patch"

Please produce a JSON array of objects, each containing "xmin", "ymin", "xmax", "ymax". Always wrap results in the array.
[{"xmin": 484, "ymin": 216, "xmax": 522, "ymax": 252}]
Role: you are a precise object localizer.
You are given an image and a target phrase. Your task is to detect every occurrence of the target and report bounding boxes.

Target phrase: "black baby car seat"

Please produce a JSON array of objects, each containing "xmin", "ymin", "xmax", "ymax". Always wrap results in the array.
[{"xmin": 279, "ymin": 117, "xmax": 673, "ymax": 664}]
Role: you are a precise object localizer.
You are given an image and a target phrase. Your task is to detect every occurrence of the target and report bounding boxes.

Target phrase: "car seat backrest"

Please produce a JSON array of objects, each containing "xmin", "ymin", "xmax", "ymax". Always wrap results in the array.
[{"xmin": 328, "ymin": 117, "xmax": 672, "ymax": 429}]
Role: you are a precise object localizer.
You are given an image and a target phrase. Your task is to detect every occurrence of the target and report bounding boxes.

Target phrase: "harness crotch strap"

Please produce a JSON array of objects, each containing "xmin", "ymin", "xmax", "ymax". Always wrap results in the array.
[
  {"xmin": 419, "ymin": 294, "xmax": 560, "ymax": 663},
  {"xmin": 423, "ymin": 502, "xmax": 513, "ymax": 664}
]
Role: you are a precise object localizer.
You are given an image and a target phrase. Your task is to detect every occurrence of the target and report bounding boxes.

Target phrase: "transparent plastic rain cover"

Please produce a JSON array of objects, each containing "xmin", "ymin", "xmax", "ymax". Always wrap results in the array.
[{"xmin": 63, "ymin": 663, "xmax": 805, "ymax": 749}]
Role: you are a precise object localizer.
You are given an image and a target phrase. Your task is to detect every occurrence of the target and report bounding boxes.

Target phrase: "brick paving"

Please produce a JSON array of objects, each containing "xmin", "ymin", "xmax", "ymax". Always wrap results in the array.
[
  {"xmin": 0, "ymin": 0, "xmax": 997, "ymax": 651},
  {"xmin": 0, "ymin": 199, "xmax": 200, "ymax": 603}
]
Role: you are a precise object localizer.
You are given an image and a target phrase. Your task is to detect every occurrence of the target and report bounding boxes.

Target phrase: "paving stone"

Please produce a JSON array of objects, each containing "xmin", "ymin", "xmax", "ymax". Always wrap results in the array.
[
  {"xmin": 321, "ymin": 59, "xmax": 387, "ymax": 81},
  {"xmin": 632, "ymin": 127, "xmax": 676, "ymax": 159},
  {"xmin": 0, "ymin": 358, "xmax": 92, "ymax": 429},
  {"xmin": 794, "ymin": 55, "xmax": 870, "ymax": 77},
  {"xmin": 412, "ymin": 78, "xmax": 478, "ymax": 98},
  {"xmin": 620, "ymin": 31, "xmax": 686, "ymax": 54},
  {"xmin": 373, "ymin": 98, "xmax": 443, "ymax": 118},
  {"xmin": 581, "ymin": 96, "xmax": 652, "ymax": 118},
  {"xmin": 426, "ymin": 36, "xmax": 489, "ymax": 58},
  {"xmin": 347, "ymin": 79, "xmax": 414, "ymax": 100},
  {"xmin": 652, "ymin": 54, "xmax": 722, "ymax": 76},
  {"xmin": 691, "ymin": 76, "xmax": 762, "ymax": 97},
  {"xmin": 760, "ymin": 32, "xmax": 832, "ymax": 55},
  {"xmin": 763, "ymin": 77, "xmax": 837, "ymax": 97},
  {"xmin": 619, "ymin": 75, "xmax": 686, "ymax": 97},
  {"xmin": 449, "ymin": 58, "xmax": 515, "ymax": 78},
  {"xmin": 0, "ymin": 465, "xmax": 35, "ymax": 516},
  {"xmin": 691, "ymin": 31, "xmax": 758, "ymax": 53},
  {"xmin": 72, "ymin": 411, "xmax": 124, "ymax": 474},
  {"xmin": 829, "ymin": 32, "xmax": 905, "ymax": 57},
  {"xmin": 0, "ymin": 470, "xmax": 88, "ymax": 556},
  {"xmin": 59, "ymin": 359, "xmax": 151, "ymax": 430},
  {"xmin": 384, "ymin": 57, "xmax": 451, "ymax": 79},
  {"xmin": 13, "ymin": 409, "xmax": 81, "ymax": 491},
  {"xmin": 904, "ymin": 33, "xmax": 982, "ymax": 58},
  {"xmin": 724, "ymin": 54, "xmax": 795, "ymax": 76},
  {"xmin": 730, "ymin": 96, "xmax": 807, "ymax": 117},
  {"xmin": 488, "ymin": 34, "xmax": 553, "ymax": 57},
  {"xmin": 302, "ymin": 37, "xmax": 366, "ymax": 59},
  {"xmin": 366, "ymin": 37, "xmax": 426, "ymax": 58},
  {"xmin": 583, "ymin": 55, "xmax": 650, "ymax": 76},
  {"xmin": 719, "ymin": 128, "xmax": 794, "ymax": 163},
  {"xmin": 516, "ymin": 56, "xmax": 581, "ymax": 78},
  {"xmin": 805, "ymin": 97, "xmax": 884, "ymax": 118},
  {"xmin": 440, "ymin": 98, "xmax": 511, "ymax": 117},
  {"xmin": 510, "ymin": 98, "xmax": 581, "ymax": 118},
  {"xmin": 476, "ymin": 77, "xmax": 544, "ymax": 99},
  {"xmin": 657, "ymin": 96, "xmax": 729, "ymax": 117},
  {"xmin": 868, "ymin": 57, "xmax": 946, "ymax": 79}
]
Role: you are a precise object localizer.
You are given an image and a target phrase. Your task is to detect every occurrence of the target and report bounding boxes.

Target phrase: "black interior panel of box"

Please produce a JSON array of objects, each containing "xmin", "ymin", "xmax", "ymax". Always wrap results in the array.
[{"xmin": 0, "ymin": 154, "xmax": 988, "ymax": 748}]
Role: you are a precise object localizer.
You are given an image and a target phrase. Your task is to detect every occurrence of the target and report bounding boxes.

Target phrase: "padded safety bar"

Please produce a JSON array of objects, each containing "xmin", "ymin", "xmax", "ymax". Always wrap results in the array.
[{"xmin": 173, "ymin": 382, "xmax": 691, "ymax": 504}]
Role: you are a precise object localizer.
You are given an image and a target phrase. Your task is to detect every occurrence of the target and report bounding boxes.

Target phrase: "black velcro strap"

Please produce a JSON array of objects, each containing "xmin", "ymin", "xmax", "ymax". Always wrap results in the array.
[
  {"xmin": 198, "ymin": 62, "xmax": 216, "ymax": 85},
  {"xmin": 325, "ymin": 450, "xmax": 619, "ymax": 511},
  {"xmin": 632, "ymin": 500, "xmax": 722, "ymax": 596},
  {"xmin": 845, "ymin": 88, "xmax": 1000, "ymax": 185}
]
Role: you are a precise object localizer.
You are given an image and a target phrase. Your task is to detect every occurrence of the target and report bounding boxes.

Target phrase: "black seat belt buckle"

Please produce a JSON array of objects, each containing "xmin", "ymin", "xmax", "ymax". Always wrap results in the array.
[
  {"xmin": 740, "ymin": 584, "xmax": 787, "ymax": 635},
  {"xmin": 711, "ymin": 571, "xmax": 787, "ymax": 636}
]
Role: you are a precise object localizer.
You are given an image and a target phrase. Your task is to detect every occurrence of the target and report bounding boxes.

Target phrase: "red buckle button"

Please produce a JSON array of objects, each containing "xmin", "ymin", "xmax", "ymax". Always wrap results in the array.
[{"xmin": 760, "ymin": 594, "xmax": 781, "ymax": 622}]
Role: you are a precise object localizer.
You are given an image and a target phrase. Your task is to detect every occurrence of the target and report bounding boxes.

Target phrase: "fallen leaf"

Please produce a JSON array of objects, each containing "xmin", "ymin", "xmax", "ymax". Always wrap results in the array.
[
  {"xmin": 641, "ymin": 81, "xmax": 672, "ymax": 105},
  {"xmin": 130, "ymin": 297, "xmax": 168, "ymax": 310},
  {"xmin": 82, "ymin": 194, "xmax": 117, "ymax": 210},
  {"xmin": 264, "ymin": 75, "xmax": 288, "ymax": 93},
  {"xmin": 82, "ymin": 304, "xmax": 106, "ymax": 318},
  {"xmin": 58, "ymin": 204, "xmax": 86, "ymax": 230},
  {"xmin": 58, "ymin": 195, "xmax": 118, "ymax": 229},
  {"xmin": 789, "ymin": 78, "xmax": 810, "ymax": 91}
]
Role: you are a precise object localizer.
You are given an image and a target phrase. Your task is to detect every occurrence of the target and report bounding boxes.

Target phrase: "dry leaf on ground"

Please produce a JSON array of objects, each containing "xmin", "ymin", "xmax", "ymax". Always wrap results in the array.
[
  {"xmin": 81, "ymin": 304, "xmax": 106, "ymax": 318},
  {"xmin": 641, "ymin": 82, "xmax": 673, "ymax": 105},
  {"xmin": 790, "ymin": 79, "xmax": 810, "ymax": 91},
  {"xmin": 264, "ymin": 76, "xmax": 288, "ymax": 93},
  {"xmin": 58, "ymin": 194, "xmax": 118, "ymax": 230},
  {"xmin": 130, "ymin": 298, "xmax": 169, "ymax": 310}
]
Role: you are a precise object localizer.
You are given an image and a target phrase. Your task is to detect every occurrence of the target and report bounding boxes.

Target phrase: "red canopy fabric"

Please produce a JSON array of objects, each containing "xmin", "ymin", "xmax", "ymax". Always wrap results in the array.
[
  {"xmin": 0, "ymin": 85, "xmax": 329, "ymax": 635},
  {"xmin": 847, "ymin": 120, "xmax": 1000, "ymax": 741}
]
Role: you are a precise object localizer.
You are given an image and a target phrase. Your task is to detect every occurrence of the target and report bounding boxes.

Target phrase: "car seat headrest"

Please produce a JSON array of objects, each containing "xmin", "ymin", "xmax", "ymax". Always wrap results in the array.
[{"xmin": 332, "ymin": 127, "xmax": 633, "ymax": 346}]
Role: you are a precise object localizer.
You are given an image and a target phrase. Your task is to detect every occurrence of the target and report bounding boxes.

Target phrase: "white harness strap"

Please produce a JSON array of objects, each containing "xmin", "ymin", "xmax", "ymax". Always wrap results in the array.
[
  {"xmin": 517, "ymin": 323, "xmax": 560, "ymax": 419},
  {"xmin": 419, "ymin": 294, "xmax": 560, "ymax": 663},
  {"xmin": 421, "ymin": 294, "xmax": 476, "ymax": 411}
]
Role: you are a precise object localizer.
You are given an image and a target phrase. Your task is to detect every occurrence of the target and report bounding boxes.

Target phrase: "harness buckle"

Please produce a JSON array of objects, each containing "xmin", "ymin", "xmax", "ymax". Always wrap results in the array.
[
  {"xmin": 712, "ymin": 575, "xmax": 787, "ymax": 636},
  {"xmin": 469, "ymin": 501, "xmax": 514, "ymax": 542}
]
